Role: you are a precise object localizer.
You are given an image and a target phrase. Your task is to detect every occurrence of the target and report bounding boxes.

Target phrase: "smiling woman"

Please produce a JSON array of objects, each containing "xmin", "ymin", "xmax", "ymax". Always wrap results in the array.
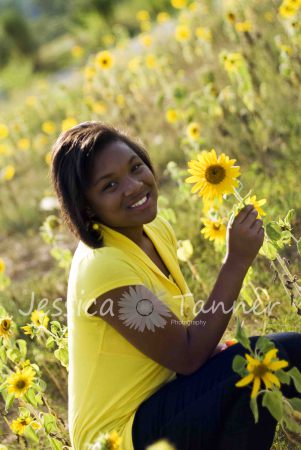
[{"xmin": 50, "ymin": 121, "xmax": 301, "ymax": 450}]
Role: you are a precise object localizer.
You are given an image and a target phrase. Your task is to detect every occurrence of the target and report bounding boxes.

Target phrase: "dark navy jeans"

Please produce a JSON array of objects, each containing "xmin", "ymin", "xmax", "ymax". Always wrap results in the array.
[{"xmin": 132, "ymin": 332, "xmax": 301, "ymax": 450}]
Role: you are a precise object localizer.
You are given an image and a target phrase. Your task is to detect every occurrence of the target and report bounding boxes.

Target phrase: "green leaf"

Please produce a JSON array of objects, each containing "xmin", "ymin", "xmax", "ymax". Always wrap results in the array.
[
  {"xmin": 0, "ymin": 347, "xmax": 7, "ymax": 363},
  {"xmin": 280, "ymin": 230, "xmax": 291, "ymax": 245},
  {"xmin": 16, "ymin": 339, "xmax": 27, "ymax": 358},
  {"xmin": 232, "ymin": 355, "xmax": 247, "ymax": 376},
  {"xmin": 250, "ymin": 397, "xmax": 259, "ymax": 423},
  {"xmin": 287, "ymin": 367, "xmax": 301, "ymax": 393},
  {"xmin": 255, "ymin": 337, "xmax": 275, "ymax": 355},
  {"xmin": 24, "ymin": 388, "xmax": 38, "ymax": 406},
  {"xmin": 261, "ymin": 240, "xmax": 278, "ymax": 260},
  {"xmin": 262, "ymin": 391, "xmax": 284, "ymax": 421},
  {"xmin": 284, "ymin": 209, "xmax": 295, "ymax": 227},
  {"xmin": 54, "ymin": 347, "xmax": 69, "ymax": 368},
  {"xmin": 46, "ymin": 336, "xmax": 55, "ymax": 349},
  {"xmin": 266, "ymin": 222, "xmax": 282, "ymax": 241},
  {"xmin": 18, "ymin": 406, "xmax": 31, "ymax": 417},
  {"xmin": 275, "ymin": 369, "xmax": 291, "ymax": 385},
  {"xmin": 288, "ymin": 397, "xmax": 301, "ymax": 412},
  {"xmin": 43, "ymin": 413, "xmax": 58, "ymax": 434},
  {"xmin": 235, "ymin": 319, "xmax": 251, "ymax": 351},
  {"xmin": 5, "ymin": 392, "xmax": 15, "ymax": 411},
  {"xmin": 47, "ymin": 437, "xmax": 63, "ymax": 450},
  {"xmin": 23, "ymin": 425, "xmax": 39, "ymax": 443}
]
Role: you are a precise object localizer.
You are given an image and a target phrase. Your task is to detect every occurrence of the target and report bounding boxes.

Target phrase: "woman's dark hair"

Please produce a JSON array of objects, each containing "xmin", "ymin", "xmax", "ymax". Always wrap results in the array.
[{"xmin": 50, "ymin": 121, "xmax": 157, "ymax": 248}]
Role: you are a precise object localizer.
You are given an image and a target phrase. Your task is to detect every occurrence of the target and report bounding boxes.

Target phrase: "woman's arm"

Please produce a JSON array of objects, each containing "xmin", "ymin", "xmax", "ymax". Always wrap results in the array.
[{"xmin": 88, "ymin": 204, "xmax": 264, "ymax": 375}]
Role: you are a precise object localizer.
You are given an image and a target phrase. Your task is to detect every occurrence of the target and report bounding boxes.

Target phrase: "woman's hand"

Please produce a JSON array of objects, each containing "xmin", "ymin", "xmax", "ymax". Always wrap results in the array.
[{"xmin": 225, "ymin": 204, "xmax": 265, "ymax": 266}]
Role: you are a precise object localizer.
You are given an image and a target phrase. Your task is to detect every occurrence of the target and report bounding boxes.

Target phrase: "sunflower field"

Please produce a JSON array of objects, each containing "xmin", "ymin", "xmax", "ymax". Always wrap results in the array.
[{"xmin": 1, "ymin": 0, "xmax": 301, "ymax": 448}]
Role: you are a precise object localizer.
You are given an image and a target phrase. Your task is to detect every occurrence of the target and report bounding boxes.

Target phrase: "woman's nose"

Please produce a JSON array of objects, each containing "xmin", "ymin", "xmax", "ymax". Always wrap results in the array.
[{"xmin": 124, "ymin": 177, "xmax": 143, "ymax": 196}]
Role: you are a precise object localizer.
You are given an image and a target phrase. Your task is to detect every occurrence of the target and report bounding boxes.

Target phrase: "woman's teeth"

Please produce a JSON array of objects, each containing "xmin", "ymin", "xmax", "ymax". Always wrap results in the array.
[{"xmin": 130, "ymin": 195, "xmax": 148, "ymax": 208}]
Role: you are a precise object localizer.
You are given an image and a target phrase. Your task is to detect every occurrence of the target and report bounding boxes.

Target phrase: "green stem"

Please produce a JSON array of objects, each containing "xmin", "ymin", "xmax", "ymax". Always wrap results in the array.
[{"xmin": 233, "ymin": 188, "xmax": 244, "ymax": 203}]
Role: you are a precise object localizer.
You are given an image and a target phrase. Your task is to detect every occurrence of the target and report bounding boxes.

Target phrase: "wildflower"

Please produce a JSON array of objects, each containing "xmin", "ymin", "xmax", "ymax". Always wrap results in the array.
[
  {"xmin": 195, "ymin": 27, "xmax": 212, "ymax": 41},
  {"xmin": 31, "ymin": 310, "xmax": 49, "ymax": 328},
  {"xmin": 95, "ymin": 50, "xmax": 115, "ymax": 70},
  {"xmin": 235, "ymin": 348, "xmax": 289, "ymax": 398},
  {"xmin": 226, "ymin": 12, "xmax": 236, "ymax": 23},
  {"xmin": 92, "ymin": 102, "xmax": 107, "ymax": 115},
  {"xmin": 45, "ymin": 151, "xmax": 52, "ymax": 165},
  {"xmin": 116, "ymin": 95, "xmax": 125, "ymax": 108},
  {"xmin": 0, "ymin": 316, "xmax": 13, "ymax": 339},
  {"xmin": 0, "ymin": 144, "xmax": 9, "ymax": 155},
  {"xmin": 21, "ymin": 324, "xmax": 35, "ymax": 338},
  {"xmin": 145, "ymin": 54, "xmax": 157, "ymax": 69},
  {"xmin": 84, "ymin": 66, "xmax": 96, "ymax": 81},
  {"xmin": 61, "ymin": 117, "xmax": 77, "ymax": 132},
  {"xmin": 0, "ymin": 124, "xmax": 8, "ymax": 140},
  {"xmin": 175, "ymin": 25, "xmax": 191, "ymax": 41},
  {"xmin": 42, "ymin": 121, "xmax": 56, "ymax": 135},
  {"xmin": 140, "ymin": 21, "xmax": 152, "ymax": 32},
  {"xmin": 201, "ymin": 218, "xmax": 227, "ymax": 241},
  {"xmin": 185, "ymin": 149, "xmax": 240, "ymax": 202},
  {"xmin": 103, "ymin": 34, "xmax": 115, "ymax": 46},
  {"xmin": 157, "ymin": 12, "xmax": 170, "ymax": 23},
  {"xmin": 278, "ymin": 3, "xmax": 298, "ymax": 18},
  {"xmin": 223, "ymin": 52, "xmax": 244, "ymax": 72},
  {"xmin": 17, "ymin": 138, "xmax": 30, "ymax": 151},
  {"xmin": 235, "ymin": 21, "xmax": 253, "ymax": 32},
  {"xmin": 0, "ymin": 257, "xmax": 5, "ymax": 273},
  {"xmin": 71, "ymin": 45, "xmax": 84, "ymax": 58},
  {"xmin": 10, "ymin": 416, "xmax": 32, "ymax": 435},
  {"xmin": 244, "ymin": 195, "xmax": 267, "ymax": 219},
  {"xmin": 177, "ymin": 240, "xmax": 193, "ymax": 262},
  {"xmin": 171, "ymin": 0, "xmax": 187, "ymax": 9},
  {"xmin": 186, "ymin": 122, "xmax": 201, "ymax": 140},
  {"xmin": 136, "ymin": 10, "xmax": 150, "ymax": 22},
  {"xmin": 25, "ymin": 96, "xmax": 37, "ymax": 107},
  {"xmin": 166, "ymin": 109, "xmax": 181, "ymax": 123},
  {"xmin": 7, "ymin": 366, "xmax": 35, "ymax": 398},
  {"xmin": 2, "ymin": 165, "xmax": 15, "ymax": 181},
  {"xmin": 92, "ymin": 430, "xmax": 122, "ymax": 449},
  {"xmin": 139, "ymin": 34, "xmax": 152, "ymax": 47},
  {"xmin": 128, "ymin": 57, "xmax": 141, "ymax": 72}
]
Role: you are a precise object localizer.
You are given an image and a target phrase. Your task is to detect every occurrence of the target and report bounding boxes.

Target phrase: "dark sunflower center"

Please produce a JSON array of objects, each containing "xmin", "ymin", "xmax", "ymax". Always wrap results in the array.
[
  {"xmin": 2, "ymin": 320, "xmax": 10, "ymax": 330},
  {"xmin": 213, "ymin": 224, "xmax": 221, "ymax": 231},
  {"xmin": 16, "ymin": 379, "xmax": 27, "ymax": 389},
  {"xmin": 253, "ymin": 364, "xmax": 268, "ymax": 378},
  {"xmin": 103, "ymin": 59, "xmax": 108, "ymax": 65},
  {"xmin": 205, "ymin": 165, "xmax": 226, "ymax": 184},
  {"xmin": 20, "ymin": 419, "xmax": 28, "ymax": 426}
]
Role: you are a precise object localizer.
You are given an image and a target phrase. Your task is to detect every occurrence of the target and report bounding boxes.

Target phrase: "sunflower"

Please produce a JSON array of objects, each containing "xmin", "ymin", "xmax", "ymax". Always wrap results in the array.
[
  {"xmin": 223, "ymin": 52, "xmax": 244, "ymax": 72},
  {"xmin": 0, "ymin": 316, "xmax": 13, "ymax": 339},
  {"xmin": 10, "ymin": 416, "xmax": 31, "ymax": 435},
  {"xmin": 21, "ymin": 324, "xmax": 35, "ymax": 338},
  {"xmin": 7, "ymin": 366, "xmax": 35, "ymax": 398},
  {"xmin": 175, "ymin": 25, "xmax": 191, "ymax": 42},
  {"xmin": 166, "ymin": 109, "xmax": 181, "ymax": 123},
  {"xmin": 244, "ymin": 195, "xmax": 267, "ymax": 218},
  {"xmin": 171, "ymin": 0, "xmax": 187, "ymax": 9},
  {"xmin": 0, "ymin": 257, "xmax": 5, "ymax": 273},
  {"xmin": 42, "ymin": 121, "xmax": 56, "ymax": 135},
  {"xmin": 2, "ymin": 165, "xmax": 15, "ymax": 181},
  {"xmin": 31, "ymin": 309, "xmax": 49, "ymax": 328},
  {"xmin": 107, "ymin": 430, "xmax": 122, "ymax": 450},
  {"xmin": 235, "ymin": 348, "xmax": 288, "ymax": 399},
  {"xmin": 185, "ymin": 149, "xmax": 240, "ymax": 202},
  {"xmin": 61, "ymin": 117, "xmax": 77, "ymax": 132},
  {"xmin": 0, "ymin": 124, "xmax": 9, "ymax": 140},
  {"xmin": 186, "ymin": 122, "xmax": 201, "ymax": 140},
  {"xmin": 201, "ymin": 218, "xmax": 227, "ymax": 241},
  {"xmin": 235, "ymin": 21, "xmax": 253, "ymax": 32},
  {"xmin": 95, "ymin": 50, "xmax": 115, "ymax": 70}
]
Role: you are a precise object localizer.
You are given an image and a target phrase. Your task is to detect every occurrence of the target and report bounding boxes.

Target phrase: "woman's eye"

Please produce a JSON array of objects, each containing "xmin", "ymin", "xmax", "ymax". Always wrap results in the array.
[
  {"xmin": 103, "ymin": 181, "xmax": 116, "ymax": 191},
  {"xmin": 133, "ymin": 163, "xmax": 142, "ymax": 171}
]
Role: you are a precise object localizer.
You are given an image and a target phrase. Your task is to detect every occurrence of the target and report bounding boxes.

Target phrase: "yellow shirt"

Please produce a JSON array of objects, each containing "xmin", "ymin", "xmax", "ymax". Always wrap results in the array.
[{"xmin": 67, "ymin": 214, "xmax": 196, "ymax": 450}]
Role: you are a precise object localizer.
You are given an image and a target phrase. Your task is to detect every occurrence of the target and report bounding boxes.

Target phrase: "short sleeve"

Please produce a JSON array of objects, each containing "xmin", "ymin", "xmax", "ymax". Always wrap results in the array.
[{"xmin": 75, "ymin": 248, "xmax": 143, "ymax": 316}]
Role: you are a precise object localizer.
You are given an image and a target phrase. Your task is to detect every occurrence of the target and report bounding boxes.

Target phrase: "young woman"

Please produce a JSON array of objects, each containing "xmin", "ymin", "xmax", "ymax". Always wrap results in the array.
[{"xmin": 51, "ymin": 121, "xmax": 301, "ymax": 450}]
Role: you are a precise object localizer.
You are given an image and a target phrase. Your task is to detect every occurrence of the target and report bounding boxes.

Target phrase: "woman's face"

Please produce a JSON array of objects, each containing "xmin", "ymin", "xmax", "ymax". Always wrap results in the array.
[{"xmin": 85, "ymin": 140, "xmax": 158, "ymax": 231}]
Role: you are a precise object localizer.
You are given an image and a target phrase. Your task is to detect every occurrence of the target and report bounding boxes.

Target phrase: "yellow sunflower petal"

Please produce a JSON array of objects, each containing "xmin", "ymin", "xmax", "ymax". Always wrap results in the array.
[
  {"xmin": 269, "ymin": 360, "xmax": 289, "ymax": 371},
  {"xmin": 235, "ymin": 373, "xmax": 254, "ymax": 387},
  {"xmin": 251, "ymin": 377, "xmax": 261, "ymax": 398},
  {"xmin": 263, "ymin": 348, "xmax": 278, "ymax": 365},
  {"xmin": 264, "ymin": 372, "xmax": 281, "ymax": 388}
]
